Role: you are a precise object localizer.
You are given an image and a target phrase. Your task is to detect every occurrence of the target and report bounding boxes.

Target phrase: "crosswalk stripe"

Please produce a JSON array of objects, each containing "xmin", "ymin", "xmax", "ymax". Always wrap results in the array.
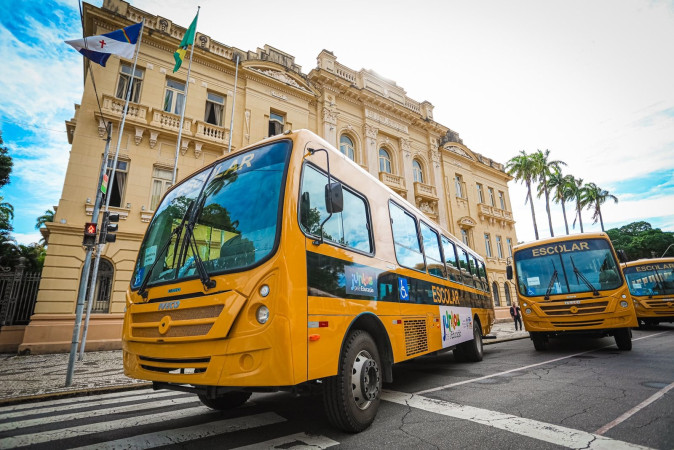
[
  {"xmin": 0, "ymin": 390, "xmax": 181, "ymax": 420},
  {"xmin": 0, "ymin": 388, "xmax": 159, "ymax": 413},
  {"xmin": 232, "ymin": 432, "xmax": 339, "ymax": 449},
  {"xmin": 0, "ymin": 395, "xmax": 198, "ymax": 432},
  {"xmin": 382, "ymin": 390, "xmax": 652, "ymax": 450},
  {"xmin": 0, "ymin": 404, "xmax": 214, "ymax": 447},
  {"xmin": 71, "ymin": 412, "xmax": 286, "ymax": 450}
]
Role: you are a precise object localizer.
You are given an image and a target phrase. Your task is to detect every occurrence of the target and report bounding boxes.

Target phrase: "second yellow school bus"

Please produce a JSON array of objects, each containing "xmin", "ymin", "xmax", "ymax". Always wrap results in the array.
[
  {"xmin": 622, "ymin": 258, "xmax": 674, "ymax": 326},
  {"xmin": 123, "ymin": 129, "xmax": 494, "ymax": 432},
  {"xmin": 507, "ymin": 233, "xmax": 637, "ymax": 351}
]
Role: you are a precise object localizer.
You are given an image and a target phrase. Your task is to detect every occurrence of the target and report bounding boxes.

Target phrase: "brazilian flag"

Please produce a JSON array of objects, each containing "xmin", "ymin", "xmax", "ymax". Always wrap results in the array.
[{"xmin": 173, "ymin": 12, "xmax": 198, "ymax": 73}]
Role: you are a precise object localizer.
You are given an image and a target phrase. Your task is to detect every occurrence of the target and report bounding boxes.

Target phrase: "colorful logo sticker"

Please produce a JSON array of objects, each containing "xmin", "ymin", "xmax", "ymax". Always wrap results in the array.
[
  {"xmin": 345, "ymin": 265, "xmax": 377, "ymax": 297},
  {"xmin": 398, "ymin": 278, "xmax": 409, "ymax": 301},
  {"xmin": 439, "ymin": 306, "xmax": 473, "ymax": 348}
]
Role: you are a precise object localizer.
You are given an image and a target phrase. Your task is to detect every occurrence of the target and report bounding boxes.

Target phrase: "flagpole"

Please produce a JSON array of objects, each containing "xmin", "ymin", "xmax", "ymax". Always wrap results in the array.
[
  {"xmin": 227, "ymin": 54, "xmax": 240, "ymax": 154},
  {"xmin": 172, "ymin": 7, "xmax": 200, "ymax": 184},
  {"xmin": 77, "ymin": 18, "xmax": 145, "ymax": 363}
]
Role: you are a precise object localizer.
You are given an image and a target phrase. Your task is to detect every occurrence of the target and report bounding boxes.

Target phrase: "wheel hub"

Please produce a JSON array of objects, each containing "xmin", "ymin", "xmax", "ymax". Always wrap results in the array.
[{"xmin": 351, "ymin": 350, "xmax": 381, "ymax": 409}]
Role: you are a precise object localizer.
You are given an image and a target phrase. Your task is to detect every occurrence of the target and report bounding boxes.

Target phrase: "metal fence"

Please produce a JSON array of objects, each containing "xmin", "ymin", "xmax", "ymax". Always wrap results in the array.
[{"xmin": 0, "ymin": 259, "xmax": 41, "ymax": 327}]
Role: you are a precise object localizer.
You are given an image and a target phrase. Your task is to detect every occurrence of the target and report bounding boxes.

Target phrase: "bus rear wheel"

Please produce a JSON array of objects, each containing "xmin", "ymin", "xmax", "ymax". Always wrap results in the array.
[
  {"xmin": 614, "ymin": 327, "xmax": 632, "ymax": 351},
  {"xmin": 531, "ymin": 332, "xmax": 548, "ymax": 351},
  {"xmin": 198, "ymin": 391, "xmax": 252, "ymax": 410},
  {"xmin": 324, "ymin": 330, "xmax": 382, "ymax": 433},
  {"xmin": 460, "ymin": 320, "xmax": 483, "ymax": 362}
]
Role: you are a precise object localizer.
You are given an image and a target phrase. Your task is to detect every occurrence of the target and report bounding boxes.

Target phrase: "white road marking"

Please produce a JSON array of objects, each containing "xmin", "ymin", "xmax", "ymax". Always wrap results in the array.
[
  {"xmin": 595, "ymin": 381, "xmax": 674, "ymax": 435},
  {"xmin": 383, "ymin": 390, "xmax": 652, "ymax": 450},
  {"xmin": 71, "ymin": 412, "xmax": 286, "ymax": 449},
  {"xmin": 0, "ymin": 390, "xmax": 180, "ymax": 419},
  {"xmin": 415, "ymin": 331, "xmax": 669, "ymax": 395},
  {"xmin": 232, "ymin": 432, "xmax": 339, "ymax": 449},
  {"xmin": 0, "ymin": 395, "xmax": 198, "ymax": 432},
  {"xmin": 0, "ymin": 388, "xmax": 159, "ymax": 413}
]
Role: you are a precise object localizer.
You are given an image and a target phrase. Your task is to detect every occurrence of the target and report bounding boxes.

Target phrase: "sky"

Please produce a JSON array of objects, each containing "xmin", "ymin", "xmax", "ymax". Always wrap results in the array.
[{"xmin": 0, "ymin": 0, "xmax": 673, "ymax": 246}]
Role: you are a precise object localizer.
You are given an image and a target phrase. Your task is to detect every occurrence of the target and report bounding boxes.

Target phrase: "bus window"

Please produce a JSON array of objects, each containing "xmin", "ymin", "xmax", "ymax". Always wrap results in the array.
[
  {"xmin": 389, "ymin": 202, "xmax": 425, "ymax": 271},
  {"xmin": 459, "ymin": 249, "xmax": 473, "ymax": 285},
  {"xmin": 442, "ymin": 237, "xmax": 460, "ymax": 282},
  {"xmin": 478, "ymin": 261, "xmax": 488, "ymax": 291},
  {"xmin": 420, "ymin": 222, "xmax": 445, "ymax": 278},
  {"xmin": 300, "ymin": 164, "xmax": 372, "ymax": 253}
]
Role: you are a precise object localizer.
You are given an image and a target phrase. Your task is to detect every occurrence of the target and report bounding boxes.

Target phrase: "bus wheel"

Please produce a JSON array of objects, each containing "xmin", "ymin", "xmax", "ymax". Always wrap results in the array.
[
  {"xmin": 462, "ymin": 321, "xmax": 484, "ymax": 362},
  {"xmin": 614, "ymin": 328, "xmax": 632, "ymax": 351},
  {"xmin": 324, "ymin": 330, "xmax": 382, "ymax": 433},
  {"xmin": 531, "ymin": 332, "xmax": 548, "ymax": 351},
  {"xmin": 198, "ymin": 391, "xmax": 252, "ymax": 410}
]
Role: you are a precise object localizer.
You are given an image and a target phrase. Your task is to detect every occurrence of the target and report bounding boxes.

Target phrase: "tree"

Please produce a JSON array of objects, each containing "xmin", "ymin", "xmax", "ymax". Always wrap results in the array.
[
  {"xmin": 0, "ymin": 133, "xmax": 12, "ymax": 189},
  {"xmin": 35, "ymin": 209, "xmax": 55, "ymax": 230},
  {"xmin": 567, "ymin": 176, "xmax": 587, "ymax": 233},
  {"xmin": 506, "ymin": 150, "xmax": 539, "ymax": 240},
  {"xmin": 544, "ymin": 169, "xmax": 575, "ymax": 235},
  {"xmin": 532, "ymin": 149, "xmax": 566, "ymax": 237},
  {"xmin": 583, "ymin": 182, "xmax": 618, "ymax": 232},
  {"xmin": 607, "ymin": 222, "xmax": 674, "ymax": 261},
  {"xmin": 0, "ymin": 195, "xmax": 14, "ymax": 236}
]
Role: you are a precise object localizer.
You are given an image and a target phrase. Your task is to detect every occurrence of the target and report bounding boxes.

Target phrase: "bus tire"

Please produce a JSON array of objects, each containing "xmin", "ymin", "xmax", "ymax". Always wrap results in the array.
[
  {"xmin": 453, "ymin": 346, "xmax": 466, "ymax": 362},
  {"xmin": 462, "ymin": 320, "xmax": 484, "ymax": 362},
  {"xmin": 531, "ymin": 332, "xmax": 548, "ymax": 351},
  {"xmin": 323, "ymin": 330, "xmax": 382, "ymax": 433},
  {"xmin": 198, "ymin": 391, "xmax": 252, "ymax": 410},
  {"xmin": 614, "ymin": 327, "xmax": 632, "ymax": 351}
]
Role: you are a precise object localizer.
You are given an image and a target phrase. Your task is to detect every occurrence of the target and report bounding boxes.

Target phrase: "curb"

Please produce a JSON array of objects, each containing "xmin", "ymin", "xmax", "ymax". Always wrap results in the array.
[
  {"xmin": 484, "ymin": 334, "xmax": 530, "ymax": 345},
  {"xmin": 0, "ymin": 382, "xmax": 153, "ymax": 407}
]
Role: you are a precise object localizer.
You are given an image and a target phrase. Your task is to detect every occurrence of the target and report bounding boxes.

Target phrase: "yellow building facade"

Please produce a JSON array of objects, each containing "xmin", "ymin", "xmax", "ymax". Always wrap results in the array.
[{"xmin": 9, "ymin": 0, "xmax": 517, "ymax": 353}]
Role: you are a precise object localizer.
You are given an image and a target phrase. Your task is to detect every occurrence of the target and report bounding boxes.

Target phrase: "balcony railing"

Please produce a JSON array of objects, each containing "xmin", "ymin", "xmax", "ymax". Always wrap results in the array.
[
  {"xmin": 414, "ymin": 182, "xmax": 438, "ymax": 202},
  {"xmin": 101, "ymin": 94, "xmax": 148, "ymax": 123},
  {"xmin": 151, "ymin": 110, "xmax": 193, "ymax": 134},
  {"xmin": 379, "ymin": 172, "xmax": 406, "ymax": 194},
  {"xmin": 195, "ymin": 120, "xmax": 228, "ymax": 144}
]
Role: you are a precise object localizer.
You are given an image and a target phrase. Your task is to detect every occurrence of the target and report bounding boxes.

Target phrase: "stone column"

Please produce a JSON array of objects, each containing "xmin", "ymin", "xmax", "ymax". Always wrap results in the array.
[
  {"xmin": 400, "ymin": 138, "xmax": 414, "ymax": 203},
  {"xmin": 322, "ymin": 107, "xmax": 338, "ymax": 148},
  {"xmin": 364, "ymin": 124, "xmax": 379, "ymax": 178},
  {"xmin": 430, "ymin": 141, "xmax": 448, "ymax": 229}
]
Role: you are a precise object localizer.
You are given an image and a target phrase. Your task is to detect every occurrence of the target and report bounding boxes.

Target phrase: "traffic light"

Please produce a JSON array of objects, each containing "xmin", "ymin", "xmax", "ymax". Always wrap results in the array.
[
  {"xmin": 99, "ymin": 211, "xmax": 120, "ymax": 244},
  {"xmin": 83, "ymin": 222, "xmax": 97, "ymax": 247}
]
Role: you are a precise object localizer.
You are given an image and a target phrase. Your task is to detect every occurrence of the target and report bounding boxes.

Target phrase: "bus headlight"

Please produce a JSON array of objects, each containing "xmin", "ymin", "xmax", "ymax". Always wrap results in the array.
[
  {"xmin": 256, "ymin": 305, "xmax": 270, "ymax": 324},
  {"xmin": 523, "ymin": 302, "xmax": 528, "ymax": 307},
  {"xmin": 620, "ymin": 300, "xmax": 628, "ymax": 308},
  {"xmin": 260, "ymin": 285, "xmax": 270, "ymax": 297},
  {"xmin": 525, "ymin": 308, "xmax": 532, "ymax": 315}
]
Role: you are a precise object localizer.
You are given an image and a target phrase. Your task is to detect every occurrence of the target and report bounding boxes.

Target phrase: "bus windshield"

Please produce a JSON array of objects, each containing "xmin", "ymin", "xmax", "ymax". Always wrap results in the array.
[
  {"xmin": 514, "ymin": 238, "xmax": 622, "ymax": 297},
  {"xmin": 131, "ymin": 140, "xmax": 291, "ymax": 290},
  {"xmin": 623, "ymin": 263, "xmax": 674, "ymax": 296}
]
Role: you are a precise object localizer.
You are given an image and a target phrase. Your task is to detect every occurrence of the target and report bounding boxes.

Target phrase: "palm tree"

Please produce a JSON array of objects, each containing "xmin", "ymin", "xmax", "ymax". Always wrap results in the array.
[
  {"xmin": 0, "ymin": 196, "xmax": 14, "ymax": 235},
  {"xmin": 543, "ymin": 169, "xmax": 575, "ymax": 235},
  {"xmin": 35, "ymin": 209, "xmax": 55, "ymax": 230},
  {"xmin": 583, "ymin": 183, "xmax": 618, "ymax": 232},
  {"xmin": 506, "ymin": 150, "xmax": 539, "ymax": 240},
  {"xmin": 532, "ymin": 150, "xmax": 566, "ymax": 238},
  {"xmin": 568, "ymin": 176, "xmax": 587, "ymax": 233}
]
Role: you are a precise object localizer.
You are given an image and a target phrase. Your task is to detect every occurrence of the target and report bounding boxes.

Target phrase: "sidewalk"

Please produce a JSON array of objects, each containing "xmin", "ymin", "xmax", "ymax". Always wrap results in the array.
[{"xmin": 0, "ymin": 321, "xmax": 528, "ymax": 405}]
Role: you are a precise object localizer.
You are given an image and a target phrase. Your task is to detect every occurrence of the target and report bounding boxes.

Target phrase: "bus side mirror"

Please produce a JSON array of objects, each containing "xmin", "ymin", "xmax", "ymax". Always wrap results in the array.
[
  {"xmin": 506, "ymin": 265, "xmax": 513, "ymax": 280},
  {"xmin": 616, "ymin": 249, "xmax": 628, "ymax": 263},
  {"xmin": 325, "ymin": 182, "xmax": 343, "ymax": 214}
]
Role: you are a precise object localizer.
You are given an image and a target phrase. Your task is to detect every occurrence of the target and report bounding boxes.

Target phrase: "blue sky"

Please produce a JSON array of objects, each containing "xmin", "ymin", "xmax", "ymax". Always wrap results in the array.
[{"xmin": 1, "ymin": 0, "xmax": 673, "ymax": 246}]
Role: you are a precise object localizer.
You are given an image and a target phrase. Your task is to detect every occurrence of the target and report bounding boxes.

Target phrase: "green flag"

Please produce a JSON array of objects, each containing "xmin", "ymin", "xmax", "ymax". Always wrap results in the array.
[{"xmin": 173, "ymin": 12, "xmax": 198, "ymax": 73}]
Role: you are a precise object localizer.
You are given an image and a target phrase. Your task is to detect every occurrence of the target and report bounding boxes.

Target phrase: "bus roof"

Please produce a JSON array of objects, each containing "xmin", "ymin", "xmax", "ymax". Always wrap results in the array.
[
  {"xmin": 622, "ymin": 257, "xmax": 674, "ymax": 268},
  {"xmin": 512, "ymin": 232, "xmax": 610, "ymax": 253}
]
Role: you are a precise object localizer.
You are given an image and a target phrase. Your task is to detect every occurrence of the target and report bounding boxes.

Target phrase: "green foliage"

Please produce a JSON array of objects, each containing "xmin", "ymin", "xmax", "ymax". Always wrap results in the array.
[
  {"xmin": 606, "ymin": 221, "xmax": 674, "ymax": 261},
  {"xmin": 0, "ymin": 133, "xmax": 12, "ymax": 189}
]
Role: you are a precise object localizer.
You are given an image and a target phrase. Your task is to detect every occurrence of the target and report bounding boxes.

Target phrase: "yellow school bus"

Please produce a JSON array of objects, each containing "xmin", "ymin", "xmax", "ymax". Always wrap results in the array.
[
  {"xmin": 622, "ymin": 258, "xmax": 674, "ymax": 326},
  {"xmin": 506, "ymin": 233, "xmax": 637, "ymax": 351},
  {"xmin": 123, "ymin": 129, "xmax": 494, "ymax": 432}
]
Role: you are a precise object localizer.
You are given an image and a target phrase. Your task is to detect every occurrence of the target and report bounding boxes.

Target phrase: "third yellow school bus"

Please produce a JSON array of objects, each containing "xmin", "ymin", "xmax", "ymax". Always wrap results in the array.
[
  {"xmin": 507, "ymin": 233, "xmax": 637, "ymax": 351},
  {"xmin": 123, "ymin": 129, "xmax": 494, "ymax": 432},
  {"xmin": 622, "ymin": 258, "xmax": 674, "ymax": 326}
]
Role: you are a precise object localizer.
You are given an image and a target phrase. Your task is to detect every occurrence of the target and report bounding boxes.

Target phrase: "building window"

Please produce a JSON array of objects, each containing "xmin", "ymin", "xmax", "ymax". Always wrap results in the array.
[
  {"xmin": 498, "ymin": 190, "xmax": 506, "ymax": 210},
  {"xmin": 268, "ymin": 111, "xmax": 284, "ymax": 137},
  {"xmin": 412, "ymin": 160, "xmax": 424, "ymax": 183},
  {"xmin": 476, "ymin": 183, "xmax": 484, "ymax": 203},
  {"xmin": 504, "ymin": 282, "xmax": 512, "ymax": 306},
  {"xmin": 455, "ymin": 174, "xmax": 464, "ymax": 198},
  {"xmin": 484, "ymin": 233, "xmax": 492, "ymax": 258},
  {"xmin": 163, "ymin": 79, "xmax": 185, "ymax": 115},
  {"xmin": 150, "ymin": 166, "xmax": 173, "ymax": 211},
  {"xmin": 461, "ymin": 228, "xmax": 469, "ymax": 246},
  {"xmin": 83, "ymin": 258, "xmax": 114, "ymax": 313},
  {"xmin": 488, "ymin": 187, "xmax": 495, "ymax": 206},
  {"xmin": 492, "ymin": 281, "xmax": 501, "ymax": 307},
  {"xmin": 204, "ymin": 92, "xmax": 225, "ymax": 126},
  {"xmin": 339, "ymin": 135, "xmax": 355, "ymax": 161},
  {"xmin": 379, "ymin": 148, "xmax": 392, "ymax": 174},
  {"xmin": 116, "ymin": 64, "xmax": 144, "ymax": 103},
  {"xmin": 496, "ymin": 235, "xmax": 504, "ymax": 259},
  {"xmin": 507, "ymin": 238, "xmax": 513, "ymax": 257},
  {"xmin": 106, "ymin": 159, "xmax": 128, "ymax": 208}
]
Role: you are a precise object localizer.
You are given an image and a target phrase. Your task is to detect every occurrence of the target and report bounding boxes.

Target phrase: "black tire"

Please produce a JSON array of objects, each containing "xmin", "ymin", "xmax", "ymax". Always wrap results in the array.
[
  {"xmin": 324, "ymin": 330, "xmax": 382, "ymax": 433},
  {"xmin": 460, "ymin": 320, "xmax": 483, "ymax": 362},
  {"xmin": 453, "ymin": 346, "xmax": 466, "ymax": 362},
  {"xmin": 614, "ymin": 327, "xmax": 632, "ymax": 351},
  {"xmin": 531, "ymin": 332, "xmax": 548, "ymax": 351},
  {"xmin": 198, "ymin": 391, "xmax": 252, "ymax": 410}
]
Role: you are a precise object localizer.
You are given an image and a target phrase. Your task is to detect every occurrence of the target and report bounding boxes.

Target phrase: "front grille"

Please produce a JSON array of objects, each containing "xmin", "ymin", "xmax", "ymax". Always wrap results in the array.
[
  {"xmin": 551, "ymin": 320, "xmax": 604, "ymax": 328},
  {"xmin": 539, "ymin": 301, "xmax": 608, "ymax": 316},
  {"xmin": 138, "ymin": 355, "xmax": 210, "ymax": 374},
  {"xmin": 134, "ymin": 323, "xmax": 214, "ymax": 338},
  {"xmin": 644, "ymin": 299, "xmax": 674, "ymax": 308},
  {"xmin": 130, "ymin": 304, "xmax": 224, "ymax": 339},
  {"xmin": 133, "ymin": 305, "xmax": 224, "ymax": 323},
  {"xmin": 404, "ymin": 319, "xmax": 428, "ymax": 356}
]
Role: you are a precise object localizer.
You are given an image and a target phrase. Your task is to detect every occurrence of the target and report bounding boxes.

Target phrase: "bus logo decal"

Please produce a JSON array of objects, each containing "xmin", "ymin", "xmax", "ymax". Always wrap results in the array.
[
  {"xmin": 158, "ymin": 301, "xmax": 180, "ymax": 310},
  {"xmin": 399, "ymin": 278, "xmax": 409, "ymax": 301},
  {"xmin": 345, "ymin": 266, "xmax": 376, "ymax": 297}
]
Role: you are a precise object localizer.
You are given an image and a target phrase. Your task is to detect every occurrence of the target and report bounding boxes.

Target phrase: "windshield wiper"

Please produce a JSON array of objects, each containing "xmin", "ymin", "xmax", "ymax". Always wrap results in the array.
[
  {"xmin": 137, "ymin": 200, "xmax": 194, "ymax": 299},
  {"xmin": 544, "ymin": 263, "xmax": 559, "ymax": 300},
  {"xmin": 570, "ymin": 256, "xmax": 599, "ymax": 296},
  {"xmin": 181, "ymin": 221, "xmax": 216, "ymax": 291}
]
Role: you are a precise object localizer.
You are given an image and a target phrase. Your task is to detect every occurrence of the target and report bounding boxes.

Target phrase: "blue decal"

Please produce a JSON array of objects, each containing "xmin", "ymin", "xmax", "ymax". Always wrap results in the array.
[
  {"xmin": 133, "ymin": 267, "xmax": 145, "ymax": 288},
  {"xmin": 399, "ymin": 278, "xmax": 409, "ymax": 301},
  {"xmin": 527, "ymin": 288, "xmax": 535, "ymax": 296}
]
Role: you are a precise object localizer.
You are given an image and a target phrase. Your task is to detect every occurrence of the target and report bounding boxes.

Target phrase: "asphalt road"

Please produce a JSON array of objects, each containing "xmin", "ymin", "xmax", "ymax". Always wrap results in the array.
[{"xmin": 1, "ymin": 324, "xmax": 672, "ymax": 449}]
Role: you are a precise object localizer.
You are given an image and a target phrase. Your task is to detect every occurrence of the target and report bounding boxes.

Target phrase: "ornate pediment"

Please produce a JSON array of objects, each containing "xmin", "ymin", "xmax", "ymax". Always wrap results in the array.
[
  {"xmin": 250, "ymin": 67, "xmax": 311, "ymax": 93},
  {"xmin": 457, "ymin": 216, "xmax": 476, "ymax": 228}
]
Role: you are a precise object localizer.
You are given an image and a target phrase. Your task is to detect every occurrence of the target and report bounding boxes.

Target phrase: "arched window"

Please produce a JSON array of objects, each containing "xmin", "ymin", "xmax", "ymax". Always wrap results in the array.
[
  {"xmin": 82, "ymin": 258, "xmax": 114, "ymax": 313},
  {"xmin": 379, "ymin": 148, "xmax": 392, "ymax": 173},
  {"xmin": 412, "ymin": 160, "xmax": 424, "ymax": 183},
  {"xmin": 492, "ymin": 281, "xmax": 501, "ymax": 307},
  {"xmin": 504, "ymin": 282, "xmax": 512, "ymax": 306},
  {"xmin": 339, "ymin": 135, "xmax": 355, "ymax": 161}
]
